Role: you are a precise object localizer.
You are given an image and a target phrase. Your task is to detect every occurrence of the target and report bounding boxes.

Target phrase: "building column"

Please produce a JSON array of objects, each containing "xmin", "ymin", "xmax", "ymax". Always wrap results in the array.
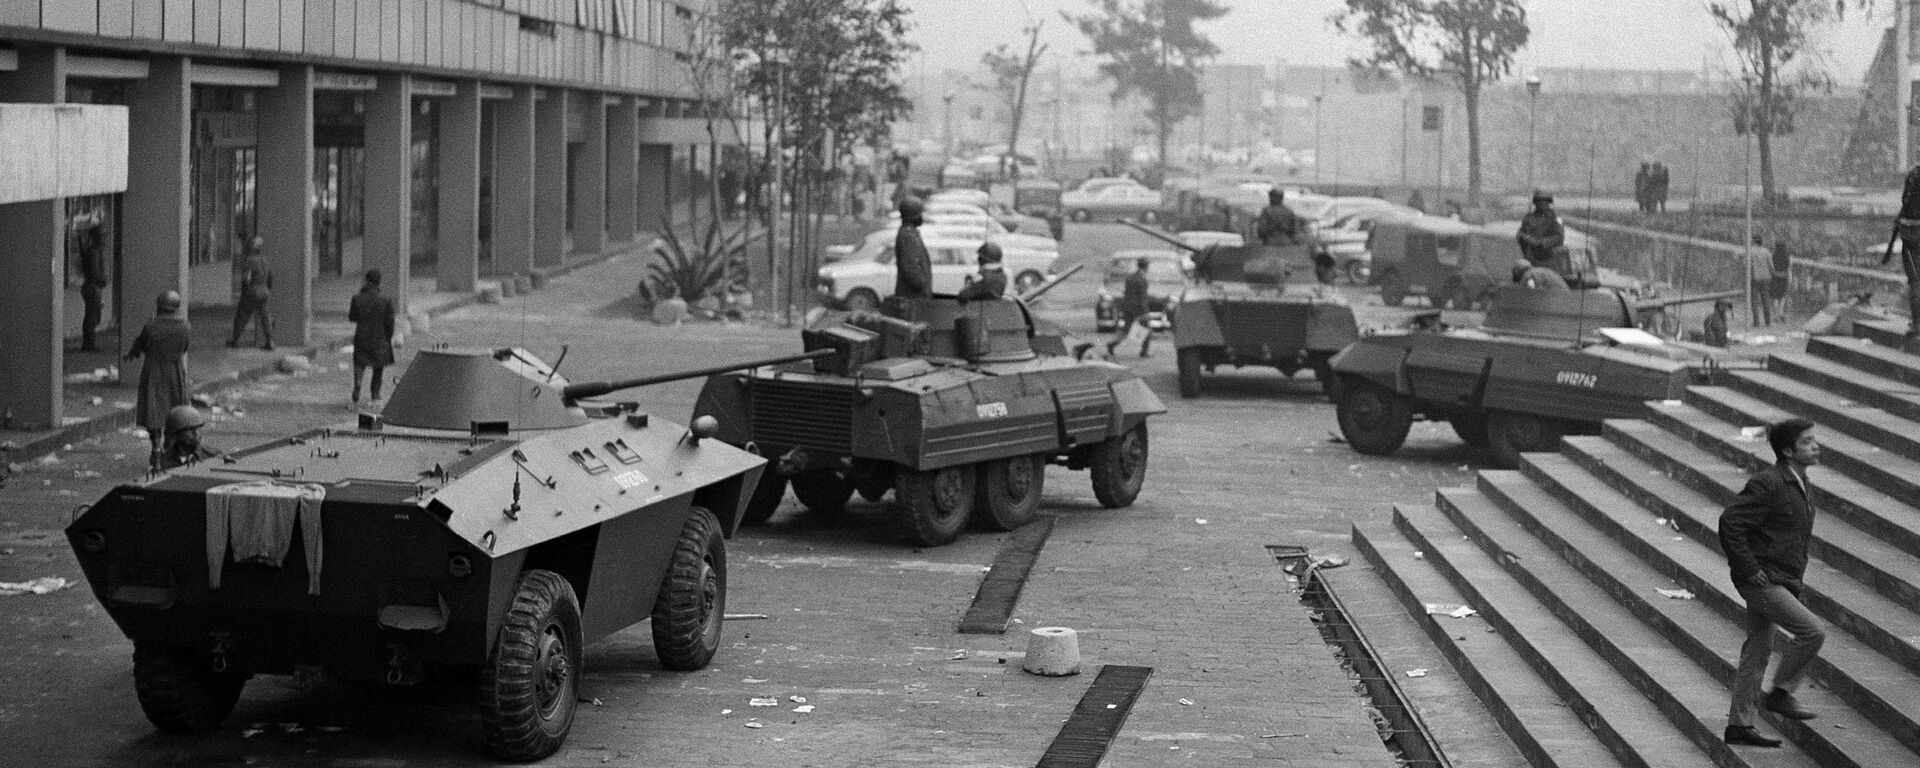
[
  {"xmin": 0, "ymin": 45, "xmax": 67, "ymax": 430},
  {"xmin": 257, "ymin": 64, "xmax": 314, "ymax": 346},
  {"xmin": 437, "ymin": 81, "xmax": 482, "ymax": 292},
  {"xmin": 363, "ymin": 74, "xmax": 412, "ymax": 315},
  {"xmin": 491, "ymin": 86, "xmax": 536, "ymax": 278},
  {"xmin": 533, "ymin": 88, "xmax": 568, "ymax": 268},
  {"xmin": 573, "ymin": 94, "xmax": 608, "ymax": 255},
  {"xmin": 637, "ymin": 143, "xmax": 672, "ymax": 234},
  {"xmin": 122, "ymin": 55, "xmax": 190, "ymax": 361},
  {"xmin": 606, "ymin": 97, "xmax": 639, "ymax": 244}
]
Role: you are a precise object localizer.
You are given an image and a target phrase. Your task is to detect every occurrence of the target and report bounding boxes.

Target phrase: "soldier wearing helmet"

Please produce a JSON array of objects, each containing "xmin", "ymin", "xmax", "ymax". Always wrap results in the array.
[
  {"xmin": 155, "ymin": 405, "xmax": 220, "ymax": 470},
  {"xmin": 1517, "ymin": 190, "xmax": 1565, "ymax": 268},
  {"xmin": 893, "ymin": 196, "xmax": 933, "ymax": 300},
  {"xmin": 125, "ymin": 290, "xmax": 194, "ymax": 466},
  {"xmin": 955, "ymin": 242, "xmax": 1007, "ymax": 304}
]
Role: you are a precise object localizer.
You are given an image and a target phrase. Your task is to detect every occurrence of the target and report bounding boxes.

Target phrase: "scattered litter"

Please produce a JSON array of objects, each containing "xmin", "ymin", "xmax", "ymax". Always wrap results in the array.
[
  {"xmin": 280, "ymin": 723, "xmax": 305, "ymax": 734},
  {"xmin": 1106, "ymin": 704, "xmax": 1116, "ymax": 710},
  {"xmin": 1177, "ymin": 698, "xmax": 1195, "ymax": 706},
  {"xmin": 1412, "ymin": 551, "xmax": 1425, "ymax": 560},
  {"xmin": 1736, "ymin": 426, "xmax": 1766, "ymax": 441},
  {"xmin": 789, "ymin": 696, "xmax": 807, "ymax": 704},
  {"xmin": 1424, "ymin": 603, "xmax": 1478, "ymax": 619},
  {"xmin": 749, "ymin": 697, "xmax": 779, "ymax": 707},
  {"xmin": 721, "ymin": 709, "xmax": 733, "ymax": 715},
  {"xmin": 1194, "ymin": 518, "xmax": 1208, "ymax": 525},
  {"xmin": 73, "ymin": 470, "xmax": 101, "ymax": 479},
  {"xmin": 36, "ymin": 454, "xmax": 60, "ymax": 466},
  {"xmin": 741, "ymin": 678, "xmax": 768, "ymax": 684},
  {"xmin": 1404, "ymin": 668, "xmax": 1429, "ymax": 678},
  {"xmin": 743, "ymin": 721, "xmax": 763, "ymax": 729},
  {"xmin": 1312, "ymin": 554, "xmax": 1349, "ymax": 569},
  {"xmin": 88, "ymin": 397, "xmax": 104, "ymax": 406},
  {"xmin": 590, "ymin": 697, "xmax": 604, "ymax": 707},
  {"xmin": 725, "ymin": 613, "xmax": 769, "ymax": 620},
  {"xmin": 0, "ymin": 577, "xmax": 71, "ymax": 596},
  {"xmin": 792, "ymin": 705, "xmax": 814, "ymax": 714},
  {"xmin": 949, "ymin": 650, "xmax": 969, "ymax": 660},
  {"xmin": 241, "ymin": 727, "xmax": 265, "ymax": 738},
  {"xmin": 1656, "ymin": 588, "xmax": 1696, "ymax": 600}
]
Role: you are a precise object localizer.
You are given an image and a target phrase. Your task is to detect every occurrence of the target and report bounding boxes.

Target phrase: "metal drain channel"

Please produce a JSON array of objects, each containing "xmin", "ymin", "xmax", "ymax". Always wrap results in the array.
[
  {"xmin": 1033, "ymin": 664, "xmax": 1154, "ymax": 768},
  {"xmin": 958, "ymin": 516, "xmax": 1055, "ymax": 634},
  {"xmin": 1298, "ymin": 565, "xmax": 1451, "ymax": 768}
]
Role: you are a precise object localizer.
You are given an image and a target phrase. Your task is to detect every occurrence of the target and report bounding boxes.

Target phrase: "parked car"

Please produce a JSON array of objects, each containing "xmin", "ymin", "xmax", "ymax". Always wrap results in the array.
[
  {"xmin": 817, "ymin": 232, "xmax": 1060, "ymax": 311},
  {"xmin": 1095, "ymin": 249, "xmax": 1188, "ymax": 332},
  {"xmin": 922, "ymin": 197, "xmax": 1050, "ymax": 238},
  {"xmin": 1319, "ymin": 208, "xmax": 1421, "ymax": 285},
  {"xmin": 1063, "ymin": 183, "xmax": 1165, "ymax": 222}
]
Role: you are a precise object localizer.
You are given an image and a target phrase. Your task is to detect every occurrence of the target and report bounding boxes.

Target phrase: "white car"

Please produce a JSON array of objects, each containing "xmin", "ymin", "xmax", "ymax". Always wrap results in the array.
[
  {"xmin": 1062, "ymin": 183, "xmax": 1164, "ymax": 222},
  {"xmin": 816, "ymin": 232, "xmax": 1060, "ymax": 311},
  {"xmin": 882, "ymin": 209, "xmax": 1061, "ymax": 256},
  {"xmin": 927, "ymin": 188, "xmax": 992, "ymax": 208}
]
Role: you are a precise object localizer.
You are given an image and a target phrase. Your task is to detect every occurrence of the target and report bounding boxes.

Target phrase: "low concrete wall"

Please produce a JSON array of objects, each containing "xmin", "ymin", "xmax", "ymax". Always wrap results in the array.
[{"xmin": 0, "ymin": 103, "xmax": 128, "ymax": 204}]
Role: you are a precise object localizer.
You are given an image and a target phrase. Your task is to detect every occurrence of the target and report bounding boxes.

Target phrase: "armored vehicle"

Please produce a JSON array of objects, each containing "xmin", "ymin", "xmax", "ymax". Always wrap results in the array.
[
  {"xmin": 694, "ymin": 284, "xmax": 1165, "ymax": 547},
  {"xmin": 65, "ymin": 346, "xmax": 820, "ymax": 762},
  {"xmin": 1330, "ymin": 285, "xmax": 1749, "ymax": 468},
  {"xmin": 1127, "ymin": 222, "xmax": 1360, "ymax": 399}
]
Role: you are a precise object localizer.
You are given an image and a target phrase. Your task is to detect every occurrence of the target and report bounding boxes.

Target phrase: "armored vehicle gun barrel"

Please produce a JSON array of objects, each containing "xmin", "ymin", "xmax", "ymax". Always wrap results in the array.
[
  {"xmin": 1632, "ymin": 288, "xmax": 1744, "ymax": 313},
  {"xmin": 1122, "ymin": 220, "xmax": 1205, "ymax": 253},
  {"xmin": 1016, "ymin": 262, "xmax": 1083, "ymax": 302},
  {"xmin": 561, "ymin": 349, "xmax": 832, "ymax": 402}
]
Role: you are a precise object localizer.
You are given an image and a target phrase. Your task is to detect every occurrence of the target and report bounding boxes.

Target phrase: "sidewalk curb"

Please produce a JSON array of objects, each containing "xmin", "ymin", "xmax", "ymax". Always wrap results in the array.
[{"xmin": 5, "ymin": 247, "xmax": 635, "ymax": 464}]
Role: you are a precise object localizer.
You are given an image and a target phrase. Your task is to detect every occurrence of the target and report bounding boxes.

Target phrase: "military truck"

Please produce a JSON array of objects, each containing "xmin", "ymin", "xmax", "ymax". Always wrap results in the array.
[
  {"xmin": 694, "ymin": 288, "xmax": 1165, "ymax": 547},
  {"xmin": 66, "ymin": 346, "xmax": 821, "ymax": 762},
  {"xmin": 1330, "ymin": 285, "xmax": 1747, "ymax": 468},
  {"xmin": 1126, "ymin": 222, "xmax": 1360, "ymax": 399}
]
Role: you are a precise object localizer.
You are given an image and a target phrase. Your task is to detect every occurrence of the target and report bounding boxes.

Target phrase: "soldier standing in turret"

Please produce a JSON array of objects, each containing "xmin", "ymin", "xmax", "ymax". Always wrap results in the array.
[
  {"xmin": 1516, "ymin": 191, "xmax": 1565, "ymax": 268},
  {"xmin": 893, "ymin": 196, "xmax": 932, "ymax": 300},
  {"xmin": 1889, "ymin": 163, "xmax": 1920, "ymax": 345},
  {"xmin": 1255, "ymin": 189, "xmax": 1301, "ymax": 246}
]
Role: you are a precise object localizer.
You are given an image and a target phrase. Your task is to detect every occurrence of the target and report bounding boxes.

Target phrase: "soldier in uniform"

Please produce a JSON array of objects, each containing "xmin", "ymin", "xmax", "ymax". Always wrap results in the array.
[
  {"xmin": 1516, "ymin": 191, "xmax": 1565, "ymax": 268},
  {"xmin": 1255, "ymin": 189, "xmax": 1301, "ymax": 246},
  {"xmin": 893, "ymin": 196, "xmax": 933, "ymax": 300},
  {"xmin": 74, "ymin": 212, "xmax": 109, "ymax": 353},
  {"xmin": 1888, "ymin": 163, "xmax": 1920, "ymax": 345},
  {"xmin": 227, "ymin": 236, "xmax": 275, "ymax": 350},
  {"xmin": 125, "ymin": 291, "xmax": 193, "ymax": 468},
  {"xmin": 1514, "ymin": 259, "xmax": 1569, "ymax": 290},
  {"xmin": 155, "ymin": 404, "xmax": 220, "ymax": 470},
  {"xmin": 956, "ymin": 242, "xmax": 1007, "ymax": 303}
]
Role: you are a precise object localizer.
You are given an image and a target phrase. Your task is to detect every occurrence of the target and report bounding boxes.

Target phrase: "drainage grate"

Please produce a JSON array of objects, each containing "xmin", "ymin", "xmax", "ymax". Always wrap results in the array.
[
  {"xmin": 957, "ymin": 516, "xmax": 1055, "ymax": 634},
  {"xmin": 1299, "ymin": 566, "xmax": 1450, "ymax": 768},
  {"xmin": 1033, "ymin": 664, "xmax": 1154, "ymax": 768}
]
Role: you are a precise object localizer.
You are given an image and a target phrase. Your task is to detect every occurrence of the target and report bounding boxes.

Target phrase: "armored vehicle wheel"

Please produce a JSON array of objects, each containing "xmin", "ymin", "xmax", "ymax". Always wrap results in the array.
[
  {"xmin": 1486, "ymin": 411, "xmax": 1564, "ymax": 469},
  {"xmin": 652, "ymin": 507, "xmax": 727, "ymax": 670},
  {"xmin": 132, "ymin": 642, "xmax": 249, "ymax": 733},
  {"xmin": 479, "ymin": 569, "xmax": 581, "ymax": 762},
  {"xmin": 844, "ymin": 288, "xmax": 881, "ymax": 313},
  {"xmin": 791, "ymin": 473, "xmax": 854, "ymax": 517},
  {"xmin": 896, "ymin": 466, "xmax": 976, "ymax": 546},
  {"xmin": 1177, "ymin": 348, "xmax": 1203, "ymax": 398},
  {"xmin": 739, "ymin": 472, "xmax": 788, "ymax": 527},
  {"xmin": 1089, "ymin": 424, "xmax": 1148, "ymax": 508},
  {"xmin": 973, "ymin": 454, "xmax": 1046, "ymax": 530},
  {"xmin": 1450, "ymin": 413, "xmax": 1490, "ymax": 447},
  {"xmin": 1343, "ymin": 259, "xmax": 1369, "ymax": 285},
  {"xmin": 1336, "ymin": 380, "xmax": 1413, "ymax": 456},
  {"xmin": 1379, "ymin": 270, "xmax": 1407, "ymax": 307}
]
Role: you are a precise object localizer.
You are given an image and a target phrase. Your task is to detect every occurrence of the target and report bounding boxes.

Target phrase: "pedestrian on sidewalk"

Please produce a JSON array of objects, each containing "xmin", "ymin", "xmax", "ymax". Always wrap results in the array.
[
  {"xmin": 1746, "ymin": 235, "xmax": 1774, "ymax": 327},
  {"xmin": 228, "ymin": 236, "xmax": 274, "ymax": 350},
  {"xmin": 124, "ymin": 290, "xmax": 193, "ymax": 468},
  {"xmin": 349, "ymin": 269, "xmax": 397, "ymax": 404},
  {"xmin": 1718, "ymin": 418, "xmax": 1826, "ymax": 749},
  {"xmin": 73, "ymin": 212, "xmax": 108, "ymax": 353}
]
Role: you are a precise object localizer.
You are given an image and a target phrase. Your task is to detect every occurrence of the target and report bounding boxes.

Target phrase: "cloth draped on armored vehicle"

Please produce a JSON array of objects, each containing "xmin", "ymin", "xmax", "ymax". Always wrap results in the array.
[
  {"xmin": 1516, "ymin": 210, "xmax": 1564, "ymax": 265},
  {"xmin": 206, "ymin": 481, "xmax": 327, "ymax": 595},
  {"xmin": 893, "ymin": 224, "xmax": 933, "ymax": 299}
]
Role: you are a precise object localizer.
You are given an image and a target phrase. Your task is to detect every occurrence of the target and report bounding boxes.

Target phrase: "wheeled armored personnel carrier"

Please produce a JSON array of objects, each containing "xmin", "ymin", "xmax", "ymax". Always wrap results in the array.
[
  {"xmin": 65, "ymin": 346, "xmax": 820, "ymax": 762},
  {"xmin": 693, "ymin": 289, "xmax": 1165, "ymax": 547},
  {"xmin": 1330, "ymin": 285, "xmax": 1751, "ymax": 468},
  {"xmin": 1126, "ymin": 222, "xmax": 1360, "ymax": 399}
]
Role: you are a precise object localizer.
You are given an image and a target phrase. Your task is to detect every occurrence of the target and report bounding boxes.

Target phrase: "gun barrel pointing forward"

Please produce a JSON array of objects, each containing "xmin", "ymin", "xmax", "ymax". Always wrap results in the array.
[{"xmin": 560, "ymin": 349, "xmax": 833, "ymax": 401}]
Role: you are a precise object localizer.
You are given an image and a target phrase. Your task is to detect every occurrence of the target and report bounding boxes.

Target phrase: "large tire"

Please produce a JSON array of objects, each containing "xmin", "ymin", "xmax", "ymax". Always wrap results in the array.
[
  {"xmin": 1336, "ymin": 379, "xmax": 1413, "ymax": 456},
  {"xmin": 844, "ymin": 288, "xmax": 880, "ymax": 312},
  {"xmin": 853, "ymin": 464, "xmax": 894, "ymax": 502},
  {"xmin": 738, "ymin": 472, "xmax": 787, "ymax": 527},
  {"xmin": 895, "ymin": 465, "xmax": 976, "ymax": 546},
  {"xmin": 1450, "ymin": 413, "xmax": 1490, "ymax": 447},
  {"xmin": 651, "ymin": 507, "xmax": 726, "ymax": 671},
  {"xmin": 791, "ymin": 473, "xmax": 853, "ymax": 517},
  {"xmin": 479, "ymin": 569, "xmax": 582, "ymax": 762},
  {"xmin": 1177, "ymin": 347, "xmax": 1204, "ymax": 398},
  {"xmin": 132, "ymin": 643, "xmax": 248, "ymax": 734},
  {"xmin": 1379, "ymin": 269, "xmax": 1407, "ymax": 307},
  {"xmin": 973, "ymin": 455, "xmax": 1046, "ymax": 531},
  {"xmin": 1089, "ymin": 424, "xmax": 1149, "ymax": 508},
  {"xmin": 1486, "ymin": 411, "xmax": 1564, "ymax": 469}
]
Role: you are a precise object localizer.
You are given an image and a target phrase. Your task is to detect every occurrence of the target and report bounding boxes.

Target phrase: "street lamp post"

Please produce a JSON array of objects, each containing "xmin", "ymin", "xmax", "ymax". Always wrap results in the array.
[
  {"xmin": 1526, "ymin": 75, "xmax": 1541, "ymax": 191},
  {"xmin": 1313, "ymin": 94, "xmax": 1324, "ymax": 187},
  {"xmin": 1742, "ymin": 75, "xmax": 1756, "ymax": 327},
  {"xmin": 942, "ymin": 91, "xmax": 956, "ymax": 159}
]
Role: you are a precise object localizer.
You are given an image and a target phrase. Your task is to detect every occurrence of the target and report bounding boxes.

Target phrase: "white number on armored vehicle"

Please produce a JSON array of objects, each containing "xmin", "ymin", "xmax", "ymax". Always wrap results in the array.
[{"xmin": 1555, "ymin": 371, "xmax": 1598, "ymax": 389}]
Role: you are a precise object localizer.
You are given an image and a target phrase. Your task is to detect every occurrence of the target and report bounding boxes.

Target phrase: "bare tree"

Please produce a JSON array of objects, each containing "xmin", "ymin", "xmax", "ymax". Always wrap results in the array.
[
  {"xmin": 979, "ymin": 23, "xmax": 1049, "ymax": 179},
  {"xmin": 1333, "ymin": 0, "xmax": 1529, "ymax": 206},
  {"xmin": 1709, "ymin": 0, "xmax": 1872, "ymax": 205}
]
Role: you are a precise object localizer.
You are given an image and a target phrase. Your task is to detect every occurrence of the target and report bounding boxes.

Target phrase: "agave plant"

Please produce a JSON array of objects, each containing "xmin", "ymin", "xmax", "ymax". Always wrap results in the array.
[{"xmin": 637, "ymin": 217, "xmax": 753, "ymax": 305}]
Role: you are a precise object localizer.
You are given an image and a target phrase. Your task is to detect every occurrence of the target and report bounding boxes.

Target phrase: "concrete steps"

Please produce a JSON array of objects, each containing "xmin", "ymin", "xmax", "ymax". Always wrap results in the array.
[{"xmin": 1332, "ymin": 329, "xmax": 1920, "ymax": 766}]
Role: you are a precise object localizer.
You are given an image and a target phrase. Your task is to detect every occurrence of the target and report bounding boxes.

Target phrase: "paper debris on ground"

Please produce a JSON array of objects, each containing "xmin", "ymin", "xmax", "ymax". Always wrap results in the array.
[
  {"xmin": 1656, "ymin": 588, "xmax": 1697, "ymax": 600},
  {"xmin": 1737, "ymin": 426, "xmax": 1766, "ymax": 441},
  {"xmin": 1424, "ymin": 603, "xmax": 1477, "ymax": 618},
  {"xmin": 0, "ymin": 577, "xmax": 71, "ymax": 595},
  {"xmin": 1194, "ymin": 518, "xmax": 1208, "ymax": 525},
  {"xmin": 789, "ymin": 696, "xmax": 807, "ymax": 703},
  {"xmin": 949, "ymin": 650, "xmax": 969, "ymax": 660},
  {"xmin": 741, "ymin": 678, "xmax": 768, "ymax": 684},
  {"xmin": 749, "ymin": 697, "xmax": 779, "ymax": 707},
  {"xmin": 724, "ymin": 613, "xmax": 769, "ymax": 620},
  {"xmin": 1404, "ymin": 668, "xmax": 1429, "ymax": 678},
  {"xmin": 792, "ymin": 705, "xmax": 815, "ymax": 714},
  {"xmin": 743, "ymin": 721, "xmax": 763, "ymax": 729},
  {"xmin": 1177, "ymin": 698, "xmax": 1195, "ymax": 706},
  {"xmin": 1312, "ymin": 554, "xmax": 1349, "ymax": 569}
]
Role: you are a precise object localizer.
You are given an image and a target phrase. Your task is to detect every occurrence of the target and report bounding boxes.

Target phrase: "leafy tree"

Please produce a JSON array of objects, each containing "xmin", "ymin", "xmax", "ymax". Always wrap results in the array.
[
  {"xmin": 1065, "ymin": 0, "xmax": 1229, "ymax": 176},
  {"xmin": 979, "ymin": 23, "xmax": 1049, "ymax": 178},
  {"xmin": 1708, "ymin": 0, "xmax": 1871, "ymax": 205},
  {"xmin": 1332, "ymin": 0, "xmax": 1529, "ymax": 206}
]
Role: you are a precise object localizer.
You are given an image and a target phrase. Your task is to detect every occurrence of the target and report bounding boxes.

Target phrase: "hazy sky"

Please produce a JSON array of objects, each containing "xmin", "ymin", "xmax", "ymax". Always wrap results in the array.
[{"xmin": 902, "ymin": 0, "xmax": 1885, "ymax": 83}]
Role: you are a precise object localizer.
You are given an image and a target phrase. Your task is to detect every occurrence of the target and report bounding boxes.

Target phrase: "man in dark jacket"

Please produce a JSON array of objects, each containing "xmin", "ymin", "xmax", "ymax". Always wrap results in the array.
[
  {"xmin": 1255, "ymin": 189, "xmax": 1301, "ymax": 246},
  {"xmin": 228, "ymin": 237, "xmax": 275, "ymax": 350},
  {"xmin": 1703, "ymin": 298, "xmax": 1732, "ymax": 348},
  {"xmin": 349, "ymin": 269, "xmax": 397, "ymax": 404},
  {"xmin": 74, "ymin": 213, "xmax": 108, "ymax": 352},
  {"xmin": 1889, "ymin": 163, "xmax": 1920, "ymax": 345},
  {"xmin": 956, "ymin": 242, "xmax": 1007, "ymax": 303},
  {"xmin": 1104, "ymin": 257, "xmax": 1154, "ymax": 358},
  {"xmin": 893, "ymin": 196, "xmax": 933, "ymax": 299},
  {"xmin": 1718, "ymin": 418, "xmax": 1826, "ymax": 748},
  {"xmin": 1516, "ymin": 191, "xmax": 1565, "ymax": 267}
]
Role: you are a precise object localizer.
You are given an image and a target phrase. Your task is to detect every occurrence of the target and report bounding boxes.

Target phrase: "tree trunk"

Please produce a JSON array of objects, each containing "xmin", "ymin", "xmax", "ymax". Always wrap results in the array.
[{"xmin": 1463, "ymin": 79, "xmax": 1483, "ymax": 208}]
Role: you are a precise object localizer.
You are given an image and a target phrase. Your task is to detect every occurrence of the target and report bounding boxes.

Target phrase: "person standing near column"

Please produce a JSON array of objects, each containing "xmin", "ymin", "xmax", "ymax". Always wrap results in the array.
[
  {"xmin": 349, "ymin": 269, "xmax": 397, "ymax": 405},
  {"xmin": 125, "ymin": 291, "xmax": 193, "ymax": 469},
  {"xmin": 227, "ymin": 236, "xmax": 275, "ymax": 350},
  {"xmin": 74, "ymin": 212, "xmax": 108, "ymax": 353},
  {"xmin": 1746, "ymin": 235, "xmax": 1774, "ymax": 327},
  {"xmin": 1719, "ymin": 418, "xmax": 1826, "ymax": 748}
]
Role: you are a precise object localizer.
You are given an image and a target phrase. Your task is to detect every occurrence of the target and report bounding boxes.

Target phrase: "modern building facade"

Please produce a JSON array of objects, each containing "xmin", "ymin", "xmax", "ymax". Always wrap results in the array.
[{"xmin": 0, "ymin": 1, "xmax": 723, "ymax": 429}]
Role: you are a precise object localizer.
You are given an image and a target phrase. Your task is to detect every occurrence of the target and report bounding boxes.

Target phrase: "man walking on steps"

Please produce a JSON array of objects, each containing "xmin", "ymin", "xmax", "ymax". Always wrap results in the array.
[{"xmin": 1719, "ymin": 417, "xmax": 1826, "ymax": 748}]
